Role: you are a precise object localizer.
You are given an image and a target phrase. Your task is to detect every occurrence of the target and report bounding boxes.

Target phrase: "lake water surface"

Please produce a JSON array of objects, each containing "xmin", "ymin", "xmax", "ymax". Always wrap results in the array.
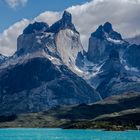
[{"xmin": 0, "ymin": 128, "xmax": 140, "ymax": 140}]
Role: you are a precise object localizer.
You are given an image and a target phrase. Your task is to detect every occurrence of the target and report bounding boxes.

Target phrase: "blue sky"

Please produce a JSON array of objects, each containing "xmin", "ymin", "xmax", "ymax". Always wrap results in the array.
[{"xmin": 0, "ymin": 0, "xmax": 87, "ymax": 32}]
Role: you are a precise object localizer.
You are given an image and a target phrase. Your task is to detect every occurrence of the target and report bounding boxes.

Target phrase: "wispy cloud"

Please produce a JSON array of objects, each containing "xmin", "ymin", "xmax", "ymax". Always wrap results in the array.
[{"xmin": 4, "ymin": 0, "xmax": 28, "ymax": 8}]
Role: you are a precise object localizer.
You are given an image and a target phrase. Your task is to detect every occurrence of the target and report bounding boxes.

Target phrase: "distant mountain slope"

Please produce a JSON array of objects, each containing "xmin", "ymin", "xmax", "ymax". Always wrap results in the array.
[
  {"xmin": 55, "ymin": 92, "xmax": 140, "ymax": 120},
  {"xmin": 126, "ymin": 35, "xmax": 140, "ymax": 45}
]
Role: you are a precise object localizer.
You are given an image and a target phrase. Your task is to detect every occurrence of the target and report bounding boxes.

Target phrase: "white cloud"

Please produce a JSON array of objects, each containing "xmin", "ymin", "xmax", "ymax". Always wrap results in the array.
[
  {"xmin": 4, "ymin": 0, "xmax": 28, "ymax": 8},
  {"xmin": 0, "ymin": 19, "xmax": 29, "ymax": 56},
  {"xmin": 34, "ymin": 11, "xmax": 61, "ymax": 26},
  {"xmin": 0, "ymin": 0, "xmax": 140, "ymax": 56}
]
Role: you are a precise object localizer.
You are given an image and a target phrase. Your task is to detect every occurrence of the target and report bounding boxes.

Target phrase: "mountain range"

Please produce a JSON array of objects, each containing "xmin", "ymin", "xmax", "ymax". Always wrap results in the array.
[{"xmin": 0, "ymin": 11, "xmax": 140, "ymax": 124}]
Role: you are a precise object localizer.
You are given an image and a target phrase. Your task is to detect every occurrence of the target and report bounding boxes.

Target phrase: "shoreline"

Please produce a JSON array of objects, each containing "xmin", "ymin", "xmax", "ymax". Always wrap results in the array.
[{"xmin": 0, "ymin": 120, "xmax": 139, "ymax": 131}]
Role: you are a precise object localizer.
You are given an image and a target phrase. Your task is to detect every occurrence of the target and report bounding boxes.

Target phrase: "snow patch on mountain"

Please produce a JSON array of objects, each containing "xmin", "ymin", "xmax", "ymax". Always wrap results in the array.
[
  {"xmin": 107, "ymin": 37, "xmax": 124, "ymax": 44},
  {"xmin": 125, "ymin": 65, "xmax": 139, "ymax": 72}
]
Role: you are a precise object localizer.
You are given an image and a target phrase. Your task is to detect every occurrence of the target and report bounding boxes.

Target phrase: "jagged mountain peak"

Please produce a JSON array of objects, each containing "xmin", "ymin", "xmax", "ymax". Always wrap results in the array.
[
  {"xmin": 103, "ymin": 22, "xmax": 113, "ymax": 33},
  {"xmin": 62, "ymin": 10, "xmax": 72, "ymax": 23},
  {"xmin": 87, "ymin": 22, "xmax": 125, "ymax": 63},
  {"xmin": 91, "ymin": 22, "xmax": 113, "ymax": 38},
  {"xmin": 23, "ymin": 21, "xmax": 49, "ymax": 34},
  {"xmin": 22, "ymin": 11, "xmax": 77, "ymax": 35},
  {"xmin": 91, "ymin": 22, "xmax": 122, "ymax": 40},
  {"xmin": 47, "ymin": 11, "xmax": 78, "ymax": 33},
  {"xmin": 15, "ymin": 10, "xmax": 83, "ymax": 71},
  {"xmin": 91, "ymin": 25, "xmax": 104, "ymax": 39}
]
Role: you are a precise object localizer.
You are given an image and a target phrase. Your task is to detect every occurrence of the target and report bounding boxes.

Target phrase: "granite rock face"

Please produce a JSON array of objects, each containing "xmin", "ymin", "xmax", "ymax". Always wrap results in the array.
[
  {"xmin": 91, "ymin": 50, "xmax": 126, "ymax": 98},
  {"xmin": 87, "ymin": 22, "xmax": 126, "ymax": 64}
]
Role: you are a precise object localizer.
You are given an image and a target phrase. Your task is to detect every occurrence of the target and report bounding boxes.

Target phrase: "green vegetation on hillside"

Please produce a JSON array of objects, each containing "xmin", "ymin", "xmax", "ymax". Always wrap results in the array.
[{"xmin": 0, "ymin": 92, "xmax": 140, "ymax": 131}]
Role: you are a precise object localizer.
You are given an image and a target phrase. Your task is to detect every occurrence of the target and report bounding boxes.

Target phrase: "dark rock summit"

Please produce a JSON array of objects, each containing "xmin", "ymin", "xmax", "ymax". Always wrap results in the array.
[
  {"xmin": 91, "ymin": 22, "xmax": 122, "ymax": 41},
  {"xmin": 103, "ymin": 22, "xmax": 113, "ymax": 33},
  {"xmin": 47, "ymin": 11, "xmax": 78, "ymax": 33},
  {"xmin": 23, "ymin": 22, "xmax": 49, "ymax": 34},
  {"xmin": 87, "ymin": 22, "xmax": 126, "ymax": 63},
  {"xmin": 22, "ymin": 11, "xmax": 78, "ymax": 35},
  {"xmin": 91, "ymin": 25, "xmax": 104, "ymax": 39},
  {"xmin": 103, "ymin": 22, "xmax": 122, "ymax": 40}
]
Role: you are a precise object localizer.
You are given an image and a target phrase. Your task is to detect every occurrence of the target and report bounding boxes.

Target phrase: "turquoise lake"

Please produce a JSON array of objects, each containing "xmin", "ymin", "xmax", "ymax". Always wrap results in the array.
[{"xmin": 0, "ymin": 128, "xmax": 140, "ymax": 140}]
